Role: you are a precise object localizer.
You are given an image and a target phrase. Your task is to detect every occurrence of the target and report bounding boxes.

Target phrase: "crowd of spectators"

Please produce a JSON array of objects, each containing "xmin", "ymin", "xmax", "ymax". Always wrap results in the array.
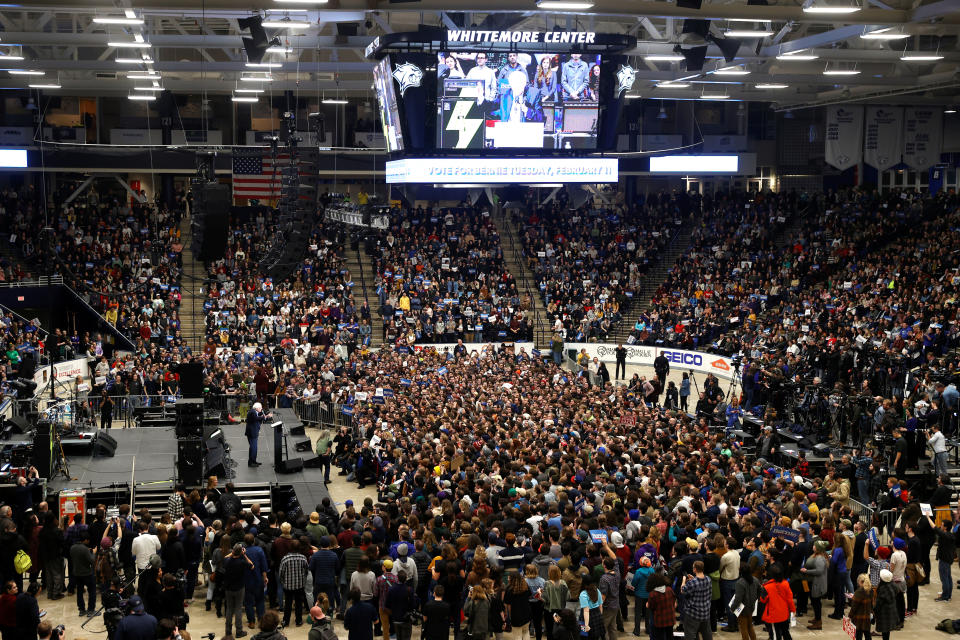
[
  {"xmin": 371, "ymin": 206, "xmax": 534, "ymax": 345},
  {"xmin": 514, "ymin": 199, "xmax": 679, "ymax": 342}
]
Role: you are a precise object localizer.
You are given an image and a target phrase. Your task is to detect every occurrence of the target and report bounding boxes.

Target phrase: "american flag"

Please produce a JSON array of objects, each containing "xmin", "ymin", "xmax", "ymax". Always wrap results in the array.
[{"xmin": 232, "ymin": 152, "xmax": 290, "ymax": 201}]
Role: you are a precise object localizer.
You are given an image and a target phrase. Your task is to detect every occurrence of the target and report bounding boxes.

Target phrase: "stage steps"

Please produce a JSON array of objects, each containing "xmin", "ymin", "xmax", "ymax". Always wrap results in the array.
[{"xmin": 133, "ymin": 481, "xmax": 274, "ymax": 521}]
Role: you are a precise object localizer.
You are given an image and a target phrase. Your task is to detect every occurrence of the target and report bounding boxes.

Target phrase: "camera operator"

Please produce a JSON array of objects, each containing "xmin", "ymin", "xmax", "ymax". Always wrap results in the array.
[
  {"xmin": 37, "ymin": 621, "xmax": 64, "ymax": 640},
  {"xmin": 113, "ymin": 595, "xmax": 158, "ymax": 640},
  {"xmin": 156, "ymin": 618, "xmax": 193, "ymax": 640}
]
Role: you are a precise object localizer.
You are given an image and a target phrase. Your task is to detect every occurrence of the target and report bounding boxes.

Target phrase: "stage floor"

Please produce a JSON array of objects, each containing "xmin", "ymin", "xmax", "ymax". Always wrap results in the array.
[{"xmin": 47, "ymin": 408, "xmax": 331, "ymax": 508}]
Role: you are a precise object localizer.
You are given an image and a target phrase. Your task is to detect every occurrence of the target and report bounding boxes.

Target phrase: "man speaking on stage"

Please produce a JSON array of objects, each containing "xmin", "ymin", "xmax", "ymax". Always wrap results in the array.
[{"xmin": 245, "ymin": 402, "xmax": 273, "ymax": 467}]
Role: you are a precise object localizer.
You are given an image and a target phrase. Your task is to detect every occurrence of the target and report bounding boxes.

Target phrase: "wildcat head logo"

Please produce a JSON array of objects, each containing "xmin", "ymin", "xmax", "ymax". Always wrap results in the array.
[
  {"xmin": 616, "ymin": 65, "xmax": 636, "ymax": 97},
  {"xmin": 393, "ymin": 62, "xmax": 423, "ymax": 97}
]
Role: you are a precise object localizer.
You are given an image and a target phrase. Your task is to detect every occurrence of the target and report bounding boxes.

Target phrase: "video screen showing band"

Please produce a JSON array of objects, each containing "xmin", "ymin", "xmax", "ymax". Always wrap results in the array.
[
  {"xmin": 436, "ymin": 51, "xmax": 601, "ymax": 150},
  {"xmin": 373, "ymin": 55, "xmax": 405, "ymax": 152}
]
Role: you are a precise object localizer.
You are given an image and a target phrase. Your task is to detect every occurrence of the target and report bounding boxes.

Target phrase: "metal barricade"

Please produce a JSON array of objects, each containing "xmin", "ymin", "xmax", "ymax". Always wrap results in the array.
[
  {"xmin": 293, "ymin": 396, "xmax": 352, "ymax": 430},
  {"xmin": 847, "ymin": 498, "xmax": 875, "ymax": 526}
]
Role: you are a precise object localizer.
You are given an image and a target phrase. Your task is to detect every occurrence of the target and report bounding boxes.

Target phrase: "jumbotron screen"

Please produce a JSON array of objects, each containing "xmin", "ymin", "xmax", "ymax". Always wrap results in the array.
[{"xmin": 435, "ymin": 51, "xmax": 601, "ymax": 150}]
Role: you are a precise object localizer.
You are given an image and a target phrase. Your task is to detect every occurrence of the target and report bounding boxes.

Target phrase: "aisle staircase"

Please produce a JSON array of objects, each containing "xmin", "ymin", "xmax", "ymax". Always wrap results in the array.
[
  {"xmin": 490, "ymin": 209, "xmax": 551, "ymax": 347},
  {"xmin": 344, "ymin": 236, "xmax": 383, "ymax": 349},
  {"xmin": 178, "ymin": 217, "xmax": 206, "ymax": 351},
  {"xmin": 608, "ymin": 224, "xmax": 696, "ymax": 344}
]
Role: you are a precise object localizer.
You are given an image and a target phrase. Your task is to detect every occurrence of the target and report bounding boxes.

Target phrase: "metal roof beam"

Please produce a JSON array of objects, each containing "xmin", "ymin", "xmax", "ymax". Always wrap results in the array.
[
  {"xmin": 911, "ymin": 0, "xmax": 960, "ymax": 22},
  {"xmin": 760, "ymin": 24, "xmax": 886, "ymax": 56}
]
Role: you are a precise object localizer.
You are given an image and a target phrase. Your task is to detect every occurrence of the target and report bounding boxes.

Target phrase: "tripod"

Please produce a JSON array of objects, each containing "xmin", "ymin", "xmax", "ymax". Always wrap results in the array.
[
  {"xmin": 724, "ymin": 366, "xmax": 742, "ymax": 404},
  {"xmin": 52, "ymin": 426, "xmax": 69, "ymax": 479}
]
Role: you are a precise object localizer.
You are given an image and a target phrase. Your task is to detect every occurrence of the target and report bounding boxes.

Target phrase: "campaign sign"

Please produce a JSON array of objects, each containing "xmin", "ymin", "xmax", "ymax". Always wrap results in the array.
[
  {"xmin": 770, "ymin": 526, "xmax": 799, "ymax": 543},
  {"xmin": 590, "ymin": 529, "xmax": 608, "ymax": 544}
]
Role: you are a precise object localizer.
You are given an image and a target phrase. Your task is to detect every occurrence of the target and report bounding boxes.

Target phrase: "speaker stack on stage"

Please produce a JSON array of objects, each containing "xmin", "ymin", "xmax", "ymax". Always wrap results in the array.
[
  {"xmin": 175, "ymin": 399, "xmax": 206, "ymax": 486},
  {"xmin": 175, "ymin": 399, "xmax": 204, "ymax": 438}
]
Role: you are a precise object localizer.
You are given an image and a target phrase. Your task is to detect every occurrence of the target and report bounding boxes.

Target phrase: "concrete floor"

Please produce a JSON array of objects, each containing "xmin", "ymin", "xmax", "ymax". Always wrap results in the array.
[{"xmin": 50, "ymin": 391, "xmax": 959, "ymax": 640}]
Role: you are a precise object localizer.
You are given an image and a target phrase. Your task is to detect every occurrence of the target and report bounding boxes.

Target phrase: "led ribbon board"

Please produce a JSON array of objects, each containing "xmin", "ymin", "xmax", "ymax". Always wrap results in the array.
[
  {"xmin": 385, "ymin": 157, "xmax": 618, "ymax": 184},
  {"xmin": 649, "ymin": 154, "xmax": 739, "ymax": 173}
]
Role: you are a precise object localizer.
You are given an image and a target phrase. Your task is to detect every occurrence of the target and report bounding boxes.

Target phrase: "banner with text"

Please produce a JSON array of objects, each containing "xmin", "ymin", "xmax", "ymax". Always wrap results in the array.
[
  {"xmin": 864, "ymin": 107, "xmax": 903, "ymax": 171},
  {"xmin": 903, "ymin": 107, "xmax": 942, "ymax": 170},
  {"xmin": 565, "ymin": 343, "xmax": 735, "ymax": 379},
  {"xmin": 825, "ymin": 105, "xmax": 863, "ymax": 170}
]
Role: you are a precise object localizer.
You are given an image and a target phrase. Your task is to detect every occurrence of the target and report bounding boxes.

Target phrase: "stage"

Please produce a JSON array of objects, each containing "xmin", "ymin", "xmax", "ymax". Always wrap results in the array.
[{"xmin": 46, "ymin": 408, "xmax": 331, "ymax": 511}]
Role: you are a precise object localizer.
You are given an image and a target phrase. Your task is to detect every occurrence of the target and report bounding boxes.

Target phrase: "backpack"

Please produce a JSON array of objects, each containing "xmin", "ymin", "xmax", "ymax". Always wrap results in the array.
[
  {"xmin": 320, "ymin": 627, "xmax": 339, "ymax": 640},
  {"xmin": 14, "ymin": 549, "xmax": 31, "ymax": 574}
]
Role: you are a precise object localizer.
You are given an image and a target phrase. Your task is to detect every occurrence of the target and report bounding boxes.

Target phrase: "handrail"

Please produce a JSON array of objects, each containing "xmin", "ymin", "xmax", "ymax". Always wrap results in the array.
[{"xmin": 0, "ymin": 276, "xmax": 64, "ymax": 288}]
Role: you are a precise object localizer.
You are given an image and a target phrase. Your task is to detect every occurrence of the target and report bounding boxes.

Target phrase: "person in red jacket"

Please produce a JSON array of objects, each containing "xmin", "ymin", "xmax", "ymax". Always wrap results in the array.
[
  {"xmin": 0, "ymin": 581, "xmax": 18, "ymax": 640},
  {"xmin": 760, "ymin": 565, "xmax": 795, "ymax": 640}
]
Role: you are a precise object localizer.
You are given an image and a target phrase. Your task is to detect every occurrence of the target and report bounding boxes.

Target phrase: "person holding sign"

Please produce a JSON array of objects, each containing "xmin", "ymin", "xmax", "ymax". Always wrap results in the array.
[{"xmin": 730, "ymin": 559, "xmax": 761, "ymax": 640}]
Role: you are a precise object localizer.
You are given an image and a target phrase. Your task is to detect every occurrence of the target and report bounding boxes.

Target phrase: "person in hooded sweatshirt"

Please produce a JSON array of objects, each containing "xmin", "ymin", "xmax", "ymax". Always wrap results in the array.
[{"xmin": 252, "ymin": 609, "xmax": 288, "ymax": 640}]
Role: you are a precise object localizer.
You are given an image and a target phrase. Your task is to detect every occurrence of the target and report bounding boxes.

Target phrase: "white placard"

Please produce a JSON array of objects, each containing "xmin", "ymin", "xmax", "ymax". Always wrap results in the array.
[{"xmin": 650, "ymin": 155, "xmax": 739, "ymax": 173}]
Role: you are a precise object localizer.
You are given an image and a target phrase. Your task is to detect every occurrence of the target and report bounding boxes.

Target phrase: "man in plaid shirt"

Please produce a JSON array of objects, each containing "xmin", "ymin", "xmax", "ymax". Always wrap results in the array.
[
  {"xmin": 167, "ymin": 484, "xmax": 186, "ymax": 522},
  {"xmin": 680, "ymin": 561, "xmax": 712, "ymax": 640},
  {"xmin": 278, "ymin": 540, "xmax": 309, "ymax": 627}
]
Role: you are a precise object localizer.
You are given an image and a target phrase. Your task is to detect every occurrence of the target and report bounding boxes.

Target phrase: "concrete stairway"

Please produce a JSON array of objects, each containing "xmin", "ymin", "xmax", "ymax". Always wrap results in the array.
[
  {"xmin": 178, "ymin": 217, "xmax": 207, "ymax": 352},
  {"xmin": 609, "ymin": 225, "xmax": 695, "ymax": 344},
  {"xmin": 344, "ymin": 239, "xmax": 383, "ymax": 349},
  {"xmin": 490, "ymin": 209, "xmax": 551, "ymax": 347}
]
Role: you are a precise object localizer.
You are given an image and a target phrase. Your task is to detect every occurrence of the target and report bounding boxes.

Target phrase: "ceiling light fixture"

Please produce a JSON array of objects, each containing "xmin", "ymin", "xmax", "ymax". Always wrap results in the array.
[
  {"xmin": 246, "ymin": 62, "xmax": 282, "ymax": 68},
  {"xmin": 724, "ymin": 30, "xmax": 774, "ymax": 37},
  {"xmin": 899, "ymin": 54, "xmax": 944, "ymax": 61},
  {"xmin": 861, "ymin": 29, "xmax": 909, "ymax": 40},
  {"xmin": 755, "ymin": 83, "xmax": 788, "ymax": 88},
  {"xmin": 8, "ymin": 69, "xmax": 44, "ymax": 75},
  {"xmin": 536, "ymin": 0, "xmax": 596, "ymax": 9},
  {"xmin": 274, "ymin": 0, "xmax": 330, "ymax": 3},
  {"xmin": 29, "ymin": 82, "xmax": 61, "ymax": 89},
  {"xmin": 93, "ymin": 16, "xmax": 144, "ymax": 25},
  {"xmin": 624, "ymin": 93, "xmax": 641, "ymax": 99},
  {"xmin": 128, "ymin": 94, "xmax": 156, "ymax": 101},
  {"xmin": 232, "ymin": 95, "xmax": 259, "ymax": 102},
  {"xmin": 944, "ymin": 108, "xmax": 956, "ymax": 114},
  {"xmin": 657, "ymin": 82, "xmax": 691, "ymax": 88},
  {"xmin": 241, "ymin": 74, "xmax": 274, "ymax": 81},
  {"xmin": 265, "ymin": 46, "xmax": 293, "ymax": 53},
  {"xmin": 108, "ymin": 41, "xmax": 151, "ymax": 48},
  {"xmin": 823, "ymin": 69, "xmax": 861, "ymax": 75},
  {"xmin": 715, "ymin": 67, "xmax": 750, "ymax": 75},
  {"xmin": 644, "ymin": 55, "xmax": 685, "ymax": 62},
  {"xmin": 0, "ymin": 53, "xmax": 24, "ymax": 61},
  {"xmin": 261, "ymin": 20, "xmax": 313, "ymax": 28},
  {"xmin": 127, "ymin": 72, "xmax": 160, "ymax": 79},
  {"xmin": 133, "ymin": 85, "xmax": 164, "ymax": 91},
  {"xmin": 777, "ymin": 52, "xmax": 818, "ymax": 60},
  {"xmin": 803, "ymin": 4, "xmax": 860, "ymax": 12},
  {"xmin": 117, "ymin": 56, "xmax": 153, "ymax": 63},
  {"xmin": 322, "ymin": 98, "xmax": 348, "ymax": 104},
  {"xmin": 700, "ymin": 94, "xmax": 731, "ymax": 100},
  {"xmin": 235, "ymin": 88, "xmax": 265, "ymax": 93}
]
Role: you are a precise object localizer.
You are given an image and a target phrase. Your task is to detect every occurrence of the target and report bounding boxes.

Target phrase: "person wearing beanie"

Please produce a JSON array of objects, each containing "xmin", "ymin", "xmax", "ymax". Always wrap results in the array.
[
  {"xmin": 875, "ymin": 570, "xmax": 899, "ymax": 637},
  {"xmin": 375, "ymin": 559, "xmax": 399, "ymax": 640},
  {"xmin": 392, "ymin": 544, "xmax": 418, "ymax": 591}
]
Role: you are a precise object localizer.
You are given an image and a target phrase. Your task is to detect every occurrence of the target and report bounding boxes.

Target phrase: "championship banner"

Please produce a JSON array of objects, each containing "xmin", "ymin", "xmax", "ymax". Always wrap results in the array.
[
  {"xmin": 824, "ymin": 105, "xmax": 863, "ymax": 170},
  {"xmin": 903, "ymin": 107, "xmax": 942, "ymax": 170},
  {"xmin": 863, "ymin": 107, "xmax": 903, "ymax": 171}
]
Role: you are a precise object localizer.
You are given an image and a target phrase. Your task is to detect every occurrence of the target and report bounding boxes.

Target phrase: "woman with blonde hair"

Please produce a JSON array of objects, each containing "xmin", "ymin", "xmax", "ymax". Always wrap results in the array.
[
  {"xmin": 525, "ymin": 563, "xmax": 546, "ymax": 640},
  {"xmin": 848, "ymin": 574, "xmax": 875, "ymax": 640},
  {"xmin": 464, "ymin": 582, "xmax": 491, "ymax": 640},
  {"xmin": 543, "ymin": 564, "xmax": 569, "ymax": 640}
]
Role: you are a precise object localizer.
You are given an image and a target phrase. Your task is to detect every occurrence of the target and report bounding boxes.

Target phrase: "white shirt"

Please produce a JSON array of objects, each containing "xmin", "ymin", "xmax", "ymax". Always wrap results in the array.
[
  {"xmin": 132, "ymin": 533, "xmax": 161, "ymax": 570},
  {"xmin": 929, "ymin": 430, "xmax": 947, "ymax": 454}
]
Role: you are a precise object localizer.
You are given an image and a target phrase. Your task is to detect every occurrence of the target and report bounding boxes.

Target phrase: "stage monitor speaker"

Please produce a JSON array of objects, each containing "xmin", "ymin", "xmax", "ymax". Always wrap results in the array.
[
  {"xmin": 276, "ymin": 457, "xmax": 303, "ymax": 474},
  {"xmin": 94, "ymin": 432, "xmax": 118, "ymax": 457},
  {"xmin": 295, "ymin": 439, "xmax": 312, "ymax": 452},
  {"xmin": 31, "ymin": 423, "xmax": 53, "ymax": 479},
  {"xmin": 5, "ymin": 415, "xmax": 31, "ymax": 435},
  {"xmin": 177, "ymin": 438, "xmax": 204, "ymax": 487},
  {"xmin": 205, "ymin": 439, "xmax": 226, "ymax": 477},
  {"xmin": 289, "ymin": 424, "xmax": 305, "ymax": 436},
  {"xmin": 303, "ymin": 456, "xmax": 324, "ymax": 468}
]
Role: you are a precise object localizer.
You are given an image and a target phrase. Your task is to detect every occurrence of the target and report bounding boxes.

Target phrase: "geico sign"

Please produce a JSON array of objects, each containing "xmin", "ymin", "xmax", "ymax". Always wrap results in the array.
[{"xmin": 661, "ymin": 351, "xmax": 701, "ymax": 365}]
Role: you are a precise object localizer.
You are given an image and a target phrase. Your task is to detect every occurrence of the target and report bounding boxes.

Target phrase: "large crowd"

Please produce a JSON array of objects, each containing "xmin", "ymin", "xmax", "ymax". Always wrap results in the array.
[
  {"xmin": 0, "ymin": 183, "xmax": 957, "ymax": 640},
  {"xmin": 371, "ymin": 206, "xmax": 534, "ymax": 345}
]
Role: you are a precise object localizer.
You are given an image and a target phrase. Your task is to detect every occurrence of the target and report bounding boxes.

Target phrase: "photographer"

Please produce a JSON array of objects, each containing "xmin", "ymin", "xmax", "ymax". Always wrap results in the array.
[
  {"xmin": 37, "ymin": 621, "xmax": 64, "ymax": 640},
  {"xmin": 114, "ymin": 595, "xmax": 157, "ymax": 640}
]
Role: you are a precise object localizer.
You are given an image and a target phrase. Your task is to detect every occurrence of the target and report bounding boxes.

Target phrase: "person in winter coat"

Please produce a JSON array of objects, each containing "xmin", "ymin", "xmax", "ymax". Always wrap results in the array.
[
  {"xmin": 423, "ymin": 584, "xmax": 452, "ymax": 640},
  {"xmin": 828, "ymin": 537, "xmax": 850, "ymax": 619},
  {"xmin": 848, "ymin": 574, "xmax": 875, "ymax": 640},
  {"xmin": 800, "ymin": 541, "xmax": 830, "ymax": 630},
  {"xmin": 759, "ymin": 565, "xmax": 795, "ymax": 640},
  {"xmin": 463, "ymin": 583, "xmax": 492, "ymax": 640},
  {"xmin": 730, "ymin": 561, "xmax": 761, "ymax": 640},
  {"xmin": 506, "ymin": 573, "xmax": 533, "ymax": 640},
  {"xmin": 874, "ymin": 570, "xmax": 899, "ymax": 640},
  {"xmin": 553, "ymin": 609, "xmax": 580, "ymax": 640},
  {"xmin": 308, "ymin": 594, "xmax": 334, "ymax": 640},
  {"xmin": 630, "ymin": 557, "xmax": 655, "ymax": 636},
  {"xmin": 252, "ymin": 610, "xmax": 288, "ymax": 640},
  {"xmin": 646, "ymin": 573, "xmax": 676, "ymax": 640}
]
